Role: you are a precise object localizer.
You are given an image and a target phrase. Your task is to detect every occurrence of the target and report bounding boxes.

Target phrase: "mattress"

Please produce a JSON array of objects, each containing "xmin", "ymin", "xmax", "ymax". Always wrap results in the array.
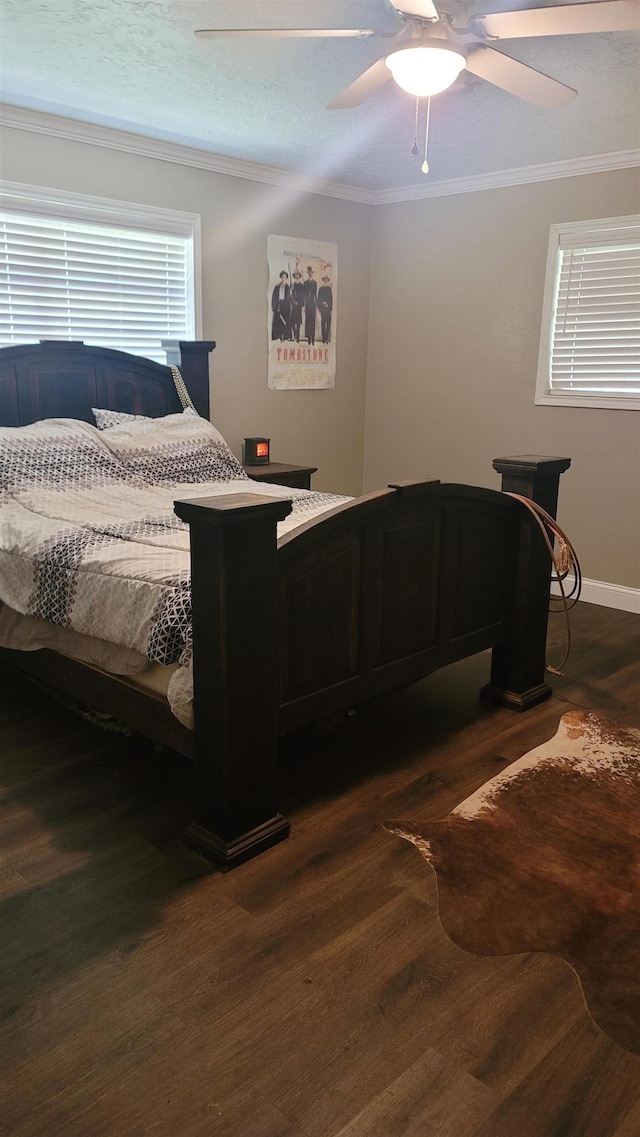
[{"xmin": 0, "ymin": 600, "xmax": 176, "ymax": 700}]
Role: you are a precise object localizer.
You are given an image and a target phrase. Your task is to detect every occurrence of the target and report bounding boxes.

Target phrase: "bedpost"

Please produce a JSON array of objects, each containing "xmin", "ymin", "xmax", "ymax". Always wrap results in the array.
[
  {"xmin": 162, "ymin": 340, "xmax": 216, "ymax": 419},
  {"xmin": 174, "ymin": 492, "xmax": 292, "ymax": 869},
  {"xmin": 481, "ymin": 455, "xmax": 571, "ymax": 711}
]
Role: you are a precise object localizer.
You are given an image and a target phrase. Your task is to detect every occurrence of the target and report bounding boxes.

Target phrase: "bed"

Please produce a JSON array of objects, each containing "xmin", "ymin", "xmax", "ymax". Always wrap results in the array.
[{"xmin": 0, "ymin": 339, "xmax": 571, "ymax": 868}]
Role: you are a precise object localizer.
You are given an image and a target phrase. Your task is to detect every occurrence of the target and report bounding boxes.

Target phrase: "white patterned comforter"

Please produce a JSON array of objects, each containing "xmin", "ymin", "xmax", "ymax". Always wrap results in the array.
[{"xmin": 0, "ymin": 412, "xmax": 350, "ymax": 727}]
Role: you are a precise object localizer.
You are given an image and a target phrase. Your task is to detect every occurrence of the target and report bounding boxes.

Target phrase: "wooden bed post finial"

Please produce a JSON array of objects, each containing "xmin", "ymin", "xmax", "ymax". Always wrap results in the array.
[{"xmin": 491, "ymin": 455, "xmax": 571, "ymax": 517}]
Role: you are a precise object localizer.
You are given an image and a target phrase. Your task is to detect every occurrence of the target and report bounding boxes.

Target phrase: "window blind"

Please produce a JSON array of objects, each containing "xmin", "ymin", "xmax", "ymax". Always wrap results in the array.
[
  {"xmin": 0, "ymin": 210, "xmax": 195, "ymax": 364},
  {"xmin": 547, "ymin": 220, "xmax": 640, "ymax": 399}
]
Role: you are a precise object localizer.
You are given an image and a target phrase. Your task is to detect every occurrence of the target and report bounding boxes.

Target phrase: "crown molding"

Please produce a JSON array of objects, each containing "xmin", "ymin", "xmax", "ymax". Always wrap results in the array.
[
  {"xmin": 0, "ymin": 104, "xmax": 376, "ymax": 205},
  {"xmin": 370, "ymin": 149, "xmax": 640, "ymax": 203},
  {"xmin": 1, "ymin": 103, "xmax": 637, "ymax": 206}
]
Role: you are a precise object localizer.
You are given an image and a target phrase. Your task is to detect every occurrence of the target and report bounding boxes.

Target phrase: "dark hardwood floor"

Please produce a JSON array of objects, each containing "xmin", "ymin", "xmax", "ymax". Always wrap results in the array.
[{"xmin": 1, "ymin": 601, "xmax": 639, "ymax": 1137}]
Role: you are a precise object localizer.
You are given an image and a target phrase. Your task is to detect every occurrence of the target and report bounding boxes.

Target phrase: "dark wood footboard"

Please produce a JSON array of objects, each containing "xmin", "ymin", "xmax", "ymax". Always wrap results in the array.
[{"xmin": 178, "ymin": 455, "xmax": 570, "ymax": 869}]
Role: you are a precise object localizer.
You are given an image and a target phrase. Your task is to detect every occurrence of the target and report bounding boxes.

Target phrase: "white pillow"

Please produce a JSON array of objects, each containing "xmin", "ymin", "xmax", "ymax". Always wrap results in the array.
[
  {"xmin": 92, "ymin": 408, "xmax": 150, "ymax": 430},
  {"xmin": 94, "ymin": 410, "xmax": 247, "ymax": 485},
  {"xmin": 92, "ymin": 406, "xmax": 198, "ymax": 430}
]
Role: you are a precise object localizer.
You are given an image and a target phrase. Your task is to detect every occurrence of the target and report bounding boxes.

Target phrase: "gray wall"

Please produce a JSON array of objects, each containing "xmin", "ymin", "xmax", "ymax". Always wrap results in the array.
[
  {"xmin": 364, "ymin": 169, "xmax": 640, "ymax": 588},
  {"xmin": 2, "ymin": 122, "xmax": 639, "ymax": 587},
  {"xmin": 0, "ymin": 125, "xmax": 373, "ymax": 497}
]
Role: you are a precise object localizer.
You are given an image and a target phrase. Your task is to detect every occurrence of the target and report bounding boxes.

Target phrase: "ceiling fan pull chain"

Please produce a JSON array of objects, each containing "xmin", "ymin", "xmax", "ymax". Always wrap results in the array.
[
  {"xmin": 411, "ymin": 95, "xmax": 419, "ymax": 154},
  {"xmin": 422, "ymin": 95, "xmax": 431, "ymax": 174}
]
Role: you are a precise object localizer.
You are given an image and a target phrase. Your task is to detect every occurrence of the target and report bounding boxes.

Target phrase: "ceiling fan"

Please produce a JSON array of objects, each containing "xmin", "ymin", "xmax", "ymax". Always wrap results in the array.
[{"xmin": 195, "ymin": 0, "xmax": 640, "ymax": 110}]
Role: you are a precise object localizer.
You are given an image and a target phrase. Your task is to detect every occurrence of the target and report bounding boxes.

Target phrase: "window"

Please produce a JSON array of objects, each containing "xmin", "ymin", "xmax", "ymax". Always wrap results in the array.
[
  {"xmin": 535, "ymin": 215, "xmax": 640, "ymax": 411},
  {"xmin": 0, "ymin": 182, "xmax": 201, "ymax": 365}
]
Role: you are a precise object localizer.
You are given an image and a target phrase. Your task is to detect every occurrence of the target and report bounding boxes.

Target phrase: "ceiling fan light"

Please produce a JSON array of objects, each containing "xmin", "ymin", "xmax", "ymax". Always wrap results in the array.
[{"xmin": 385, "ymin": 44, "xmax": 466, "ymax": 97}]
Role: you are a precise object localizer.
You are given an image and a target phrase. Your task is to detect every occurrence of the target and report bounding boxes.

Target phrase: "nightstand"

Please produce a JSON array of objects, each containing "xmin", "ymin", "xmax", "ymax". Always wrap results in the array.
[{"xmin": 243, "ymin": 462, "xmax": 317, "ymax": 490}]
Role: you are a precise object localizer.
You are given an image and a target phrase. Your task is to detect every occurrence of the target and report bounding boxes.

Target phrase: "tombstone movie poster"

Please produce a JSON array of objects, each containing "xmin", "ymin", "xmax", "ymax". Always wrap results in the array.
[{"xmin": 267, "ymin": 235, "xmax": 337, "ymax": 389}]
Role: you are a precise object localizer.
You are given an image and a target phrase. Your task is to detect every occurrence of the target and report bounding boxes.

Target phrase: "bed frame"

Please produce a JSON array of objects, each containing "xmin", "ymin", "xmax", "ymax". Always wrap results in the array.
[{"xmin": 0, "ymin": 340, "xmax": 571, "ymax": 868}]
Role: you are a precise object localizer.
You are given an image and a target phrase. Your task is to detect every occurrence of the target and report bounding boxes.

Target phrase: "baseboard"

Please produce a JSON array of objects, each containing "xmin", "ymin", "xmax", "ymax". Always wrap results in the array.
[{"xmin": 552, "ymin": 576, "xmax": 640, "ymax": 615}]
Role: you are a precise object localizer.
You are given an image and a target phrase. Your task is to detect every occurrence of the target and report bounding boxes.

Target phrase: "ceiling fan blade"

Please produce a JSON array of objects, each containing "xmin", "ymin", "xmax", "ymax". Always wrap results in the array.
[
  {"xmin": 195, "ymin": 28, "xmax": 377, "ymax": 39},
  {"xmin": 388, "ymin": 0, "xmax": 439, "ymax": 19},
  {"xmin": 328, "ymin": 57, "xmax": 392, "ymax": 108},
  {"xmin": 465, "ymin": 45, "xmax": 577, "ymax": 107},
  {"xmin": 474, "ymin": 1, "xmax": 640, "ymax": 39}
]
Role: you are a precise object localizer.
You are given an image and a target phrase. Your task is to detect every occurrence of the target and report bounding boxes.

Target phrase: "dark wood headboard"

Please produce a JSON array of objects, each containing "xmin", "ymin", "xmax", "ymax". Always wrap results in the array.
[{"xmin": 0, "ymin": 339, "xmax": 216, "ymax": 427}]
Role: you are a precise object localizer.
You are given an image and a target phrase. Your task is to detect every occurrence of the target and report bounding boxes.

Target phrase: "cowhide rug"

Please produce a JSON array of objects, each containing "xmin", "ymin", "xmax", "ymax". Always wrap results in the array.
[{"xmin": 385, "ymin": 710, "xmax": 640, "ymax": 1054}]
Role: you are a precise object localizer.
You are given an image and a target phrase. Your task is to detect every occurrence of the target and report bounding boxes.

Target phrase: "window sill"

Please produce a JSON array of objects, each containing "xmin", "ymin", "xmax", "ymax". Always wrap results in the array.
[{"xmin": 535, "ymin": 392, "xmax": 640, "ymax": 411}]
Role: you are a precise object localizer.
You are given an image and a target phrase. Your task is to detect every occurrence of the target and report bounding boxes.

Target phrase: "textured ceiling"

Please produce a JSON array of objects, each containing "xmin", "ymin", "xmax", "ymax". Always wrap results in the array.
[{"xmin": 0, "ymin": 0, "xmax": 638, "ymax": 190}]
